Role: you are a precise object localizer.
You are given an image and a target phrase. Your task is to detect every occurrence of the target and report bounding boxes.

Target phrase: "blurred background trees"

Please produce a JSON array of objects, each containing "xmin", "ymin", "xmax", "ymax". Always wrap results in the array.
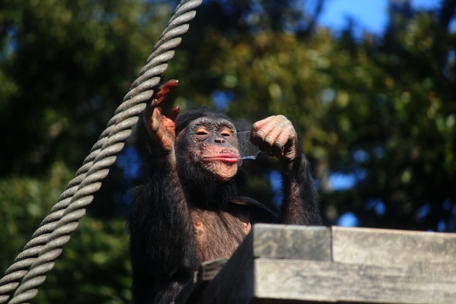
[{"xmin": 0, "ymin": 0, "xmax": 455, "ymax": 302}]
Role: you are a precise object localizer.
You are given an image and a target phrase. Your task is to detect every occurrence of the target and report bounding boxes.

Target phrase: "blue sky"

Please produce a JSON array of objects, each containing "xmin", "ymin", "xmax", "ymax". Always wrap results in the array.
[{"xmin": 318, "ymin": 0, "xmax": 440, "ymax": 35}]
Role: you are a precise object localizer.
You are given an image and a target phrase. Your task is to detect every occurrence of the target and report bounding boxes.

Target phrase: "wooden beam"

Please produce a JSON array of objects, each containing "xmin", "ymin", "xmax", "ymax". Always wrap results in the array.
[
  {"xmin": 177, "ymin": 224, "xmax": 456, "ymax": 303},
  {"xmin": 254, "ymin": 259, "xmax": 456, "ymax": 303},
  {"xmin": 332, "ymin": 226, "xmax": 456, "ymax": 266},
  {"xmin": 252, "ymin": 224, "xmax": 331, "ymax": 260}
]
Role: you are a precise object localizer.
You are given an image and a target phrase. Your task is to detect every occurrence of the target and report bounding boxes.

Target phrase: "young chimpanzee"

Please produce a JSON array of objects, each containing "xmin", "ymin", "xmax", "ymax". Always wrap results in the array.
[{"xmin": 128, "ymin": 80, "xmax": 322, "ymax": 304}]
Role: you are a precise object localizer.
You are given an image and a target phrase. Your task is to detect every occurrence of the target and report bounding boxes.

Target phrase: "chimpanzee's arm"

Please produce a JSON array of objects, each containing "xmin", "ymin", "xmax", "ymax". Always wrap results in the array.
[
  {"xmin": 280, "ymin": 151, "xmax": 322, "ymax": 225},
  {"xmin": 251, "ymin": 115, "xmax": 322, "ymax": 225},
  {"xmin": 128, "ymin": 80, "xmax": 196, "ymax": 303},
  {"xmin": 129, "ymin": 157, "xmax": 196, "ymax": 303}
]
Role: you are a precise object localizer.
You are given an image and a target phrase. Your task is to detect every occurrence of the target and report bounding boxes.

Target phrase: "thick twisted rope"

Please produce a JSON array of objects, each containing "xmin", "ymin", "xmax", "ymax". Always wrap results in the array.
[{"xmin": 0, "ymin": 0, "xmax": 202, "ymax": 303}]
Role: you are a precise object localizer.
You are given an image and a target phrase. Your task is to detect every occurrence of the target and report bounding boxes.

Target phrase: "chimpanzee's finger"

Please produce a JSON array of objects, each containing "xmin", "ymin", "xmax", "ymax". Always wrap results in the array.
[
  {"xmin": 155, "ymin": 79, "xmax": 179, "ymax": 105},
  {"xmin": 251, "ymin": 116, "xmax": 279, "ymax": 147},
  {"xmin": 250, "ymin": 117, "xmax": 268, "ymax": 143},
  {"xmin": 168, "ymin": 106, "xmax": 180, "ymax": 123}
]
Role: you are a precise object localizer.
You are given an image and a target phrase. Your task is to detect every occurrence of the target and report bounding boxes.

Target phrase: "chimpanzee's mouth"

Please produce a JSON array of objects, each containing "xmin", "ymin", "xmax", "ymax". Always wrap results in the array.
[
  {"xmin": 203, "ymin": 150, "xmax": 239, "ymax": 163},
  {"xmin": 203, "ymin": 155, "xmax": 239, "ymax": 163}
]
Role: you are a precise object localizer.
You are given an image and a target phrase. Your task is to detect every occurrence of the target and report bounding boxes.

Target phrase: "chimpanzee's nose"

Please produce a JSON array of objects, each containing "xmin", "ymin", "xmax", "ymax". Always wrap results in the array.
[{"xmin": 214, "ymin": 137, "xmax": 225, "ymax": 144}]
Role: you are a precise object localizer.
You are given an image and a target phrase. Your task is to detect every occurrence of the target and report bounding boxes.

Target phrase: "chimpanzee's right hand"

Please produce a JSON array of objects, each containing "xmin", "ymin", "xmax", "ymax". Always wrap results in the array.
[
  {"xmin": 250, "ymin": 115, "xmax": 298, "ymax": 163},
  {"xmin": 143, "ymin": 79, "xmax": 179, "ymax": 153}
]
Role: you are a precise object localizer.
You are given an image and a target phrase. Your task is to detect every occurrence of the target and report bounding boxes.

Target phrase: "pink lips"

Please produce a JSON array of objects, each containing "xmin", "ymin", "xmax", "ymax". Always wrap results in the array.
[{"xmin": 203, "ymin": 153, "xmax": 240, "ymax": 163}]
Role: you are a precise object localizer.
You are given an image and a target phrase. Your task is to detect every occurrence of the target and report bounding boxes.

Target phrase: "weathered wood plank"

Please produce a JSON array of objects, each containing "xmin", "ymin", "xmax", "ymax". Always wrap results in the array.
[
  {"xmin": 255, "ymin": 259, "xmax": 456, "ymax": 304},
  {"xmin": 194, "ymin": 258, "xmax": 456, "ymax": 303},
  {"xmin": 253, "ymin": 224, "xmax": 331, "ymax": 261},
  {"xmin": 332, "ymin": 226, "xmax": 456, "ymax": 267}
]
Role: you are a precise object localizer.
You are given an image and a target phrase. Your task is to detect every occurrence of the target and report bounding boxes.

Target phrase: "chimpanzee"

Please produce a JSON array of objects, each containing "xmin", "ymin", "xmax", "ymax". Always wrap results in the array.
[{"xmin": 128, "ymin": 79, "xmax": 322, "ymax": 304}]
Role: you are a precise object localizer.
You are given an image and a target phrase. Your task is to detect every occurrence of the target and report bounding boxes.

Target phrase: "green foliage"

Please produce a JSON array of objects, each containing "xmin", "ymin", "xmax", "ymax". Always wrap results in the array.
[
  {"xmin": 36, "ymin": 218, "xmax": 131, "ymax": 303},
  {"xmin": 320, "ymin": 10, "xmax": 456, "ymax": 230},
  {"xmin": 0, "ymin": 162, "xmax": 72, "ymax": 271},
  {"xmin": 0, "ymin": 0, "xmax": 172, "ymax": 176},
  {"xmin": 0, "ymin": 162, "xmax": 131, "ymax": 303}
]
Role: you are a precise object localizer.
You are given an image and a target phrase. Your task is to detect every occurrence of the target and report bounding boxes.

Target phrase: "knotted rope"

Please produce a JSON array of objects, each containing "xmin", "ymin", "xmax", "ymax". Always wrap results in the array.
[{"xmin": 0, "ymin": 0, "xmax": 202, "ymax": 302}]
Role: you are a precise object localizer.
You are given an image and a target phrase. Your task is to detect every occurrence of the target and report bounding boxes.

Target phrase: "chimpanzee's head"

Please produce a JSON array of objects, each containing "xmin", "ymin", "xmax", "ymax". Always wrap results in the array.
[{"xmin": 175, "ymin": 107, "xmax": 240, "ymax": 184}]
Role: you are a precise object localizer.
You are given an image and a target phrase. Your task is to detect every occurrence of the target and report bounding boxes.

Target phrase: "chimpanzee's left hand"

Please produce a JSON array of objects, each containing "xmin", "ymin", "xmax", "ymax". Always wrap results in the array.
[
  {"xmin": 250, "ymin": 115, "xmax": 298, "ymax": 162},
  {"xmin": 143, "ymin": 80, "xmax": 179, "ymax": 154}
]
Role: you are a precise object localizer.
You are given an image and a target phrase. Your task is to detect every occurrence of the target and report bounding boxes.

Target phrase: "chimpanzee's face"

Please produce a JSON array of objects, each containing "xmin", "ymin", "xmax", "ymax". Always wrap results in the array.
[{"xmin": 177, "ymin": 116, "xmax": 239, "ymax": 182}]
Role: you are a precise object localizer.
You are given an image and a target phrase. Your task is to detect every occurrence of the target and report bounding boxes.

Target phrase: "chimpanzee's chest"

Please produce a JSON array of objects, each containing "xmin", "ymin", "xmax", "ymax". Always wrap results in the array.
[{"xmin": 190, "ymin": 204, "xmax": 251, "ymax": 265}]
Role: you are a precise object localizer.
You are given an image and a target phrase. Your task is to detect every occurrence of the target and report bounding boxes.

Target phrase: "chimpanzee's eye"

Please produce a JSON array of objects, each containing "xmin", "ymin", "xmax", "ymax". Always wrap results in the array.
[
  {"xmin": 195, "ymin": 127, "xmax": 210, "ymax": 138},
  {"xmin": 220, "ymin": 129, "xmax": 232, "ymax": 137}
]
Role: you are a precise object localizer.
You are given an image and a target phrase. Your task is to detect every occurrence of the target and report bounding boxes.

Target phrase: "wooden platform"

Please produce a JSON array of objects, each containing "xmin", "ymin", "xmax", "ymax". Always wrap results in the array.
[{"xmin": 176, "ymin": 224, "xmax": 456, "ymax": 304}]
